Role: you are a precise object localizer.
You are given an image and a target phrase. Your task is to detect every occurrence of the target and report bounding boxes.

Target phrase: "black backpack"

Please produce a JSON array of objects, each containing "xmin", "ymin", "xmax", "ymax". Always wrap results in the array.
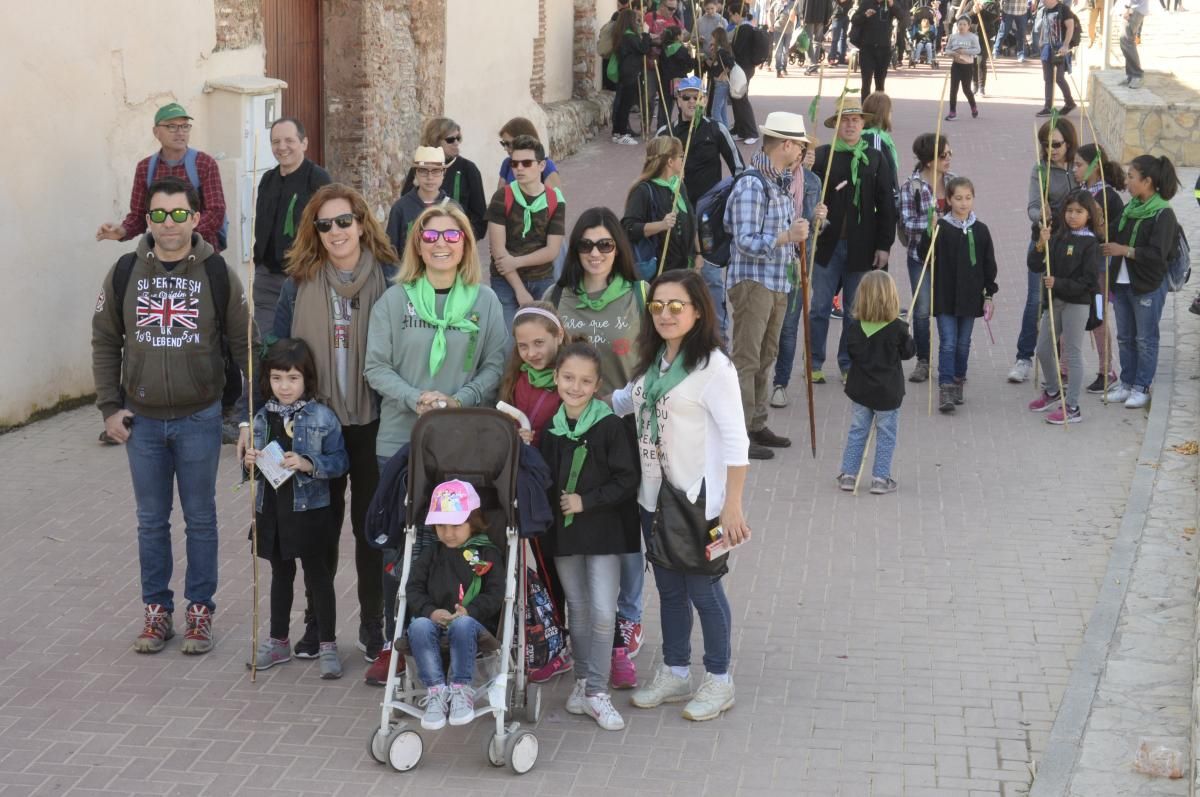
[
  {"xmin": 112, "ymin": 252, "xmax": 242, "ymax": 409},
  {"xmin": 1060, "ymin": 7, "xmax": 1082, "ymax": 49},
  {"xmin": 695, "ymin": 169, "xmax": 772, "ymax": 267},
  {"xmin": 750, "ymin": 26, "xmax": 774, "ymax": 65}
]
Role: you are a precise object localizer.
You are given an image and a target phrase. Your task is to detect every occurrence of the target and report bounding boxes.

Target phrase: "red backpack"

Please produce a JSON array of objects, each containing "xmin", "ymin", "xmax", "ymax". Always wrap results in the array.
[{"xmin": 503, "ymin": 183, "xmax": 563, "ymax": 227}]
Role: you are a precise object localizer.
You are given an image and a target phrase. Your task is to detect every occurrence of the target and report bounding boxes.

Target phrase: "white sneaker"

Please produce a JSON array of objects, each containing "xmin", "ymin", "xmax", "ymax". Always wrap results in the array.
[
  {"xmin": 585, "ymin": 693, "xmax": 626, "ymax": 731},
  {"xmin": 769, "ymin": 385, "xmax": 789, "ymax": 408},
  {"xmin": 565, "ymin": 678, "xmax": 587, "ymax": 715},
  {"xmin": 1007, "ymin": 359, "xmax": 1033, "ymax": 383},
  {"xmin": 743, "ymin": 137, "xmax": 759, "ymax": 145},
  {"xmin": 447, "ymin": 683, "xmax": 475, "ymax": 726},
  {"xmin": 681, "ymin": 673, "xmax": 735, "ymax": 721},
  {"xmin": 1124, "ymin": 390, "xmax": 1150, "ymax": 409},
  {"xmin": 631, "ymin": 665, "xmax": 693, "ymax": 708},
  {"xmin": 1106, "ymin": 383, "xmax": 1132, "ymax": 403},
  {"xmin": 419, "ymin": 685, "xmax": 448, "ymax": 730}
]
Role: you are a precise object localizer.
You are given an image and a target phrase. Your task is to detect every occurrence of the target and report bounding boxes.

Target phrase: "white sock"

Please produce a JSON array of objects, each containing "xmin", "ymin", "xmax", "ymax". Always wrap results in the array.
[
  {"xmin": 669, "ymin": 665, "xmax": 690, "ymax": 679},
  {"xmin": 709, "ymin": 672, "xmax": 732, "ymax": 683}
]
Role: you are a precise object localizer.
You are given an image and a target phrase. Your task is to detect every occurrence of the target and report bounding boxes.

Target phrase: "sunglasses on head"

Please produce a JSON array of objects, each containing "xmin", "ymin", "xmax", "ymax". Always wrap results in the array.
[
  {"xmin": 419, "ymin": 228, "xmax": 466, "ymax": 244},
  {"xmin": 577, "ymin": 238, "xmax": 616, "ymax": 254},
  {"xmin": 314, "ymin": 213, "xmax": 356, "ymax": 233},
  {"xmin": 510, "ymin": 158, "xmax": 539, "ymax": 169},
  {"xmin": 648, "ymin": 299, "xmax": 693, "ymax": 316},
  {"xmin": 443, "ymin": 135, "xmax": 462, "ymax": 144},
  {"xmin": 148, "ymin": 208, "xmax": 195, "ymax": 223}
]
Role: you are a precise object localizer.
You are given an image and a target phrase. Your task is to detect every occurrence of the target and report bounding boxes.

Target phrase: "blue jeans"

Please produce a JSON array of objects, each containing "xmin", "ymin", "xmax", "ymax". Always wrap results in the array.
[
  {"xmin": 840, "ymin": 402, "xmax": 900, "ymax": 480},
  {"xmin": 995, "ymin": 12, "xmax": 1028, "ymax": 57},
  {"xmin": 774, "ymin": 29, "xmax": 790, "ymax": 72},
  {"xmin": 936, "ymin": 315, "xmax": 976, "ymax": 384},
  {"xmin": 906, "ymin": 245, "xmax": 932, "ymax": 362},
  {"xmin": 491, "ymin": 274, "xmax": 556, "ymax": 331},
  {"xmin": 1112, "ymin": 282, "xmax": 1167, "ymax": 392},
  {"xmin": 617, "ymin": 509, "xmax": 652, "ymax": 625},
  {"xmin": 774, "ymin": 286, "xmax": 804, "ymax": 387},
  {"xmin": 1016, "ymin": 256, "xmax": 1041, "ymax": 361},
  {"xmin": 407, "ymin": 615, "xmax": 485, "ymax": 687},
  {"xmin": 830, "ymin": 17, "xmax": 849, "ymax": 62},
  {"xmin": 710, "ymin": 81, "xmax": 731, "ymax": 128},
  {"xmin": 701, "ymin": 261, "xmax": 730, "ymax": 346},
  {"xmin": 126, "ymin": 400, "xmax": 223, "ymax": 612},
  {"xmin": 809, "ymin": 240, "xmax": 866, "ymax": 373},
  {"xmin": 653, "ymin": 563, "xmax": 733, "ymax": 675}
]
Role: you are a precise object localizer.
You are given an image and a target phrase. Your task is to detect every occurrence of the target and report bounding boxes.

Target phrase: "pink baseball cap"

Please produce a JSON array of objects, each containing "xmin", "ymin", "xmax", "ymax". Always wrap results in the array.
[{"xmin": 425, "ymin": 479, "xmax": 481, "ymax": 525}]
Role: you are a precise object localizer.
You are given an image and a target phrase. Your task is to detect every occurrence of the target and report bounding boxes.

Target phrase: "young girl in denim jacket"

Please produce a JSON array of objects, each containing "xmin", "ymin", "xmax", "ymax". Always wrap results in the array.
[{"xmin": 244, "ymin": 338, "xmax": 350, "ymax": 679}]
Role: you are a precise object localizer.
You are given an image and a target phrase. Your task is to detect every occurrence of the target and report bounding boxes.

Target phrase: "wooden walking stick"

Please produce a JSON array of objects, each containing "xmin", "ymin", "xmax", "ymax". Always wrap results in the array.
[
  {"xmin": 974, "ymin": 6, "xmax": 999, "ymax": 85},
  {"xmin": 927, "ymin": 70, "xmax": 951, "ymax": 415},
  {"xmin": 246, "ymin": 132, "xmax": 262, "ymax": 681},
  {"xmin": 656, "ymin": 84, "xmax": 700, "ymax": 276},
  {"xmin": 853, "ymin": 420, "xmax": 876, "ymax": 495},
  {"xmin": 799, "ymin": 239, "xmax": 818, "ymax": 458},
  {"xmin": 1034, "ymin": 123, "xmax": 1070, "ymax": 428}
]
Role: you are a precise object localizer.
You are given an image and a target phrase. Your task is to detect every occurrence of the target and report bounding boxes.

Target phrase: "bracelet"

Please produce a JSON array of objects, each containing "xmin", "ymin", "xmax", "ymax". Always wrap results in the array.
[
  {"xmin": 238, "ymin": 421, "xmax": 250, "ymax": 429},
  {"xmin": 1127, "ymin": 247, "xmax": 1135, "ymax": 260}
]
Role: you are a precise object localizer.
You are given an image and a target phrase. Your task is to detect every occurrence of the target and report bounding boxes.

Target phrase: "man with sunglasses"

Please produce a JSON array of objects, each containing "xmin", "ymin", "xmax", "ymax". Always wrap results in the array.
[
  {"xmin": 92, "ymin": 176, "xmax": 250, "ymax": 658},
  {"xmin": 96, "ymin": 103, "xmax": 227, "ymax": 252},
  {"xmin": 386, "ymin": 146, "xmax": 460, "ymax": 254}
]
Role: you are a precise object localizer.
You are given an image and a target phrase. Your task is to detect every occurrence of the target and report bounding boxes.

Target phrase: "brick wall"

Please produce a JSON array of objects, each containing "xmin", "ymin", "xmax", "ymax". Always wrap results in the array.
[
  {"xmin": 530, "ymin": 0, "xmax": 547, "ymax": 104},
  {"xmin": 213, "ymin": 0, "xmax": 261, "ymax": 51}
]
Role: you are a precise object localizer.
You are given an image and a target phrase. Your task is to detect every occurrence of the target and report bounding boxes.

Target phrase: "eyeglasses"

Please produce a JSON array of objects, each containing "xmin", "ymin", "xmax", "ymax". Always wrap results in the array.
[
  {"xmin": 314, "ymin": 213, "xmax": 357, "ymax": 233},
  {"xmin": 940, "ymin": 150, "xmax": 953, "ymax": 158},
  {"xmin": 577, "ymin": 238, "xmax": 616, "ymax": 254},
  {"xmin": 416, "ymin": 167, "xmax": 445, "ymax": 177},
  {"xmin": 158, "ymin": 123, "xmax": 192, "ymax": 133},
  {"xmin": 679, "ymin": 94, "xmax": 701, "ymax": 102},
  {"xmin": 648, "ymin": 299, "xmax": 693, "ymax": 316},
  {"xmin": 148, "ymin": 208, "xmax": 195, "ymax": 223},
  {"xmin": 444, "ymin": 135, "xmax": 462, "ymax": 144},
  {"xmin": 1050, "ymin": 140, "xmax": 1066, "ymax": 149},
  {"xmin": 419, "ymin": 228, "xmax": 466, "ymax": 244},
  {"xmin": 510, "ymin": 159, "xmax": 539, "ymax": 169},
  {"xmin": 499, "ymin": 139, "xmax": 514, "ymax": 150}
]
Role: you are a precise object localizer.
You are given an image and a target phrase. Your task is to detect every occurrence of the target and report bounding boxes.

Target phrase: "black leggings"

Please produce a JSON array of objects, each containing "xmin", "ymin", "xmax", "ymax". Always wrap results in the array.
[
  {"xmin": 950, "ymin": 62, "xmax": 977, "ymax": 112},
  {"xmin": 271, "ymin": 552, "xmax": 336, "ymax": 642},
  {"xmin": 859, "ymin": 45, "xmax": 890, "ymax": 98},
  {"xmin": 1042, "ymin": 57, "xmax": 1074, "ymax": 109},
  {"xmin": 613, "ymin": 82, "xmax": 639, "ymax": 136}
]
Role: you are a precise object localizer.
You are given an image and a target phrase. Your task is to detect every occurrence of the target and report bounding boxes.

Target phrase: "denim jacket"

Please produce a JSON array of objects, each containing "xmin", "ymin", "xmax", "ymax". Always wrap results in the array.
[{"xmin": 251, "ymin": 400, "xmax": 349, "ymax": 513}]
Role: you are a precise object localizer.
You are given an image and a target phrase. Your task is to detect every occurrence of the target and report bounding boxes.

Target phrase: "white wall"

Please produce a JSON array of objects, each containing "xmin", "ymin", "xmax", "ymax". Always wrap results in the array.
[
  {"xmin": 0, "ymin": 2, "xmax": 263, "ymax": 426},
  {"xmin": 543, "ymin": 0, "xmax": 577, "ymax": 103}
]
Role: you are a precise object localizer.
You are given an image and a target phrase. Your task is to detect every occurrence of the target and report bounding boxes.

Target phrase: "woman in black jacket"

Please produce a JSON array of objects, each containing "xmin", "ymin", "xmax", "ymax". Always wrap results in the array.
[
  {"xmin": 399, "ymin": 117, "xmax": 487, "ymax": 239},
  {"xmin": 622, "ymin": 136, "xmax": 698, "ymax": 276},
  {"xmin": 851, "ymin": 0, "xmax": 906, "ymax": 97},
  {"xmin": 612, "ymin": 9, "xmax": 651, "ymax": 145},
  {"xmin": 1101, "ymin": 155, "xmax": 1181, "ymax": 408}
]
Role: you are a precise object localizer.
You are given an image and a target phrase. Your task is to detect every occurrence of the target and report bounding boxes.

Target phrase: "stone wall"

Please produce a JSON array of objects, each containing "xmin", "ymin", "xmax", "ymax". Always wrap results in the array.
[
  {"xmin": 1090, "ymin": 70, "xmax": 1200, "ymax": 167},
  {"xmin": 213, "ymin": 0, "xmax": 261, "ymax": 51},
  {"xmin": 531, "ymin": 0, "xmax": 547, "ymax": 104},
  {"xmin": 574, "ymin": 0, "xmax": 600, "ymax": 99}
]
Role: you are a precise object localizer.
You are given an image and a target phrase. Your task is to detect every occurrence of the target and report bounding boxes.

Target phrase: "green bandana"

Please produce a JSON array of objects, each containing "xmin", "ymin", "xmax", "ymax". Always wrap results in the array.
[
  {"xmin": 860, "ymin": 320, "xmax": 887, "ymax": 337},
  {"xmin": 457, "ymin": 534, "xmax": 497, "ymax": 607},
  {"xmin": 576, "ymin": 274, "xmax": 633, "ymax": 311},
  {"xmin": 833, "ymin": 138, "xmax": 871, "ymax": 214},
  {"xmin": 638, "ymin": 347, "xmax": 691, "ymax": 445},
  {"xmin": 509, "ymin": 181, "xmax": 563, "ymax": 237},
  {"xmin": 283, "ymin": 193, "xmax": 298, "ymax": 238},
  {"xmin": 521, "ymin": 363, "xmax": 556, "ymax": 390},
  {"xmin": 865, "ymin": 127, "xmax": 900, "ymax": 181},
  {"xmin": 406, "ymin": 276, "xmax": 480, "ymax": 375},
  {"xmin": 548, "ymin": 398, "xmax": 613, "ymax": 525},
  {"xmin": 1118, "ymin": 193, "xmax": 1170, "ymax": 249},
  {"xmin": 967, "ymin": 228, "xmax": 976, "ymax": 267},
  {"xmin": 651, "ymin": 176, "xmax": 689, "ymax": 214},
  {"xmin": 665, "ymin": 41, "xmax": 683, "ymax": 57}
]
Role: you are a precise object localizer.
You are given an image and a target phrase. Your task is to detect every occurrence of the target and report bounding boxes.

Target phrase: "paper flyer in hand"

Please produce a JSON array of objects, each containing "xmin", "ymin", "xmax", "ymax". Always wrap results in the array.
[
  {"xmin": 496, "ymin": 401, "xmax": 532, "ymax": 431},
  {"xmin": 256, "ymin": 441, "xmax": 295, "ymax": 490},
  {"xmin": 705, "ymin": 526, "xmax": 743, "ymax": 560}
]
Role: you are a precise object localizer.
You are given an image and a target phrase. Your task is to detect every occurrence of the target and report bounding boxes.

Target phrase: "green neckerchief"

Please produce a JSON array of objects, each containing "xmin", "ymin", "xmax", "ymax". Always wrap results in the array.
[
  {"xmin": 283, "ymin": 194, "xmax": 298, "ymax": 238},
  {"xmin": 833, "ymin": 138, "xmax": 871, "ymax": 214},
  {"xmin": 944, "ymin": 212, "xmax": 978, "ymax": 266},
  {"xmin": 650, "ymin": 176, "xmax": 689, "ymax": 214},
  {"xmin": 1118, "ymin": 193, "xmax": 1170, "ymax": 249},
  {"xmin": 521, "ymin": 362, "xmax": 556, "ymax": 390},
  {"xmin": 451, "ymin": 170, "xmax": 462, "ymax": 204},
  {"xmin": 509, "ymin": 181, "xmax": 563, "ymax": 238},
  {"xmin": 406, "ymin": 276, "xmax": 480, "ymax": 375},
  {"xmin": 576, "ymin": 274, "xmax": 633, "ymax": 311},
  {"xmin": 458, "ymin": 534, "xmax": 497, "ymax": 607},
  {"xmin": 638, "ymin": 347, "xmax": 691, "ymax": 445},
  {"xmin": 860, "ymin": 320, "xmax": 887, "ymax": 337},
  {"xmin": 865, "ymin": 127, "xmax": 900, "ymax": 181},
  {"xmin": 547, "ymin": 399, "xmax": 614, "ymax": 526},
  {"xmin": 665, "ymin": 41, "xmax": 683, "ymax": 57}
]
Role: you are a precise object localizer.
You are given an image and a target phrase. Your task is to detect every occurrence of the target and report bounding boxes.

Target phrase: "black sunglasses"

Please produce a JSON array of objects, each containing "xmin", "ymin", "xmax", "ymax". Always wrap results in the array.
[
  {"xmin": 148, "ymin": 208, "xmax": 195, "ymax": 223},
  {"xmin": 510, "ymin": 158, "xmax": 540, "ymax": 169},
  {"xmin": 444, "ymin": 135, "xmax": 462, "ymax": 144},
  {"xmin": 499, "ymin": 139, "xmax": 514, "ymax": 150},
  {"xmin": 577, "ymin": 238, "xmax": 617, "ymax": 254},
  {"xmin": 1050, "ymin": 140, "xmax": 1066, "ymax": 148},
  {"xmin": 314, "ymin": 213, "xmax": 356, "ymax": 233},
  {"xmin": 419, "ymin": 228, "xmax": 466, "ymax": 244}
]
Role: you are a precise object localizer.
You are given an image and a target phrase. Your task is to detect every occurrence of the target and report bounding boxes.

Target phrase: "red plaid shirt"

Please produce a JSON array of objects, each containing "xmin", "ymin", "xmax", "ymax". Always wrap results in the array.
[{"xmin": 120, "ymin": 150, "xmax": 227, "ymax": 250}]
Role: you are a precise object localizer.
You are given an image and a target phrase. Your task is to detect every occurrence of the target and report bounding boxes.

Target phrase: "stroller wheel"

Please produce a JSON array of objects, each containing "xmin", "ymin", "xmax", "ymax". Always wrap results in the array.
[
  {"xmin": 505, "ymin": 729, "xmax": 539, "ymax": 775},
  {"xmin": 521, "ymin": 684, "xmax": 543, "ymax": 724},
  {"xmin": 386, "ymin": 728, "xmax": 423, "ymax": 772},
  {"xmin": 367, "ymin": 726, "xmax": 390, "ymax": 764},
  {"xmin": 482, "ymin": 730, "xmax": 506, "ymax": 767}
]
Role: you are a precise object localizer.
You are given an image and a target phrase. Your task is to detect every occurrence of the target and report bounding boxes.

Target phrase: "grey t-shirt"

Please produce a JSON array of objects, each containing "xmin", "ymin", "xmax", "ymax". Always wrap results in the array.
[{"xmin": 331, "ymin": 269, "xmax": 355, "ymax": 402}]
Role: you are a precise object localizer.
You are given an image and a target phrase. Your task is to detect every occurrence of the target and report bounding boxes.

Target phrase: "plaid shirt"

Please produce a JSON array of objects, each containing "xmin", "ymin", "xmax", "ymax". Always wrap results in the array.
[
  {"xmin": 724, "ymin": 170, "xmax": 796, "ymax": 294},
  {"xmin": 898, "ymin": 169, "xmax": 956, "ymax": 245},
  {"xmin": 1000, "ymin": 0, "xmax": 1028, "ymax": 15},
  {"xmin": 120, "ymin": 150, "xmax": 227, "ymax": 250}
]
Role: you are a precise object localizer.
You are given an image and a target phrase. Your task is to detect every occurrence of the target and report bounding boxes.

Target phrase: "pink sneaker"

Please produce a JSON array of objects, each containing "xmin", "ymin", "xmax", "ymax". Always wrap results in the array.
[
  {"xmin": 529, "ymin": 651, "xmax": 573, "ymax": 684},
  {"xmin": 1046, "ymin": 404, "xmax": 1082, "ymax": 425},
  {"xmin": 1027, "ymin": 391, "xmax": 1060, "ymax": 412},
  {"xmin": 610, "ymin": 647, "xmax": 637, "ymax": 689},
  {"xmin": 617, "ymin": 618, "xmax": 643, "ymax": 658}
]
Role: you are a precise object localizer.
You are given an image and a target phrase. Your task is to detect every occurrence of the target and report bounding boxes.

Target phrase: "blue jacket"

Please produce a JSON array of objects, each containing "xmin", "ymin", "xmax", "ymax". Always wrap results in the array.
[{"xmin": 250, "ymin": 401, "xmax": 349, "ymax": 512}]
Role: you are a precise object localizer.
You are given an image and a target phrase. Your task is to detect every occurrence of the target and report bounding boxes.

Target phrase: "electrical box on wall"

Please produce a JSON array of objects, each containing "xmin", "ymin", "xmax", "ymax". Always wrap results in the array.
[{"xmin": 203, "ymin": 76, "xmax": 288, "ymax": 266}]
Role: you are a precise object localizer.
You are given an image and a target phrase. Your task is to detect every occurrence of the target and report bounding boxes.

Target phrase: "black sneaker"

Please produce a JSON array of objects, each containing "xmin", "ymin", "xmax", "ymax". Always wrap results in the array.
[
  {"xmin": 358, "ymin": 621, "xmax": 385, "ymax": 663},
  {"xmin": 1189, "ymin": 295, "xmax": 1200, "ymax": 316},
  {"xmin": 750, "ymin": 427, "xmax": 792, "ymax": 448},
  {"xmin": 1086, "ymin": 374, "xmax": 1107, "ymax": 394},
  {"xmin": 748, "ymin": 443, "xmax": 776, "ymax": 460},
  {"xmin": 1035, "ymin": 108, "xmax": 1053, "ymax": 117},
  {"xmin": 293, "ymin": 616, "xmax": 320, "ymax": 659}
]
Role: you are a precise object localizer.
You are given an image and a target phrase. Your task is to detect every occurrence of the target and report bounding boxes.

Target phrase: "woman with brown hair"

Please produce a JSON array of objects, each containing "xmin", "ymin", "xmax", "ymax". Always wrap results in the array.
[
  {"xmin": 399, "ymin": 117, "xmax": 487, "ymax": 238},
  {"xmin": 252, "ymin": 182, "xmax": 399, "ymax": 671},
  {"xmin": 621, "ymin": 136, "xmax": 698, "ymax": 277},
  {"xmin": 497, "ymin": 117, "xmax": 563, "ymax": 193}
]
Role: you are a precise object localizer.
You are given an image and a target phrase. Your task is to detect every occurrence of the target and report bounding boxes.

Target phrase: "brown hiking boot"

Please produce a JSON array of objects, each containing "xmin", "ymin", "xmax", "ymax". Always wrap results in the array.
[
  {"xmin": 180, "ymin": 604, "xmax": 214, "ymax": 654},
  {"xmin": 133, "ymin": 604, "xmax": 174, "ymax": 653}
]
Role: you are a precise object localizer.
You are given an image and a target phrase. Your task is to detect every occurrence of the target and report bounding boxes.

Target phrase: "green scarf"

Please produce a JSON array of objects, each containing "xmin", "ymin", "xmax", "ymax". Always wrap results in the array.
[
  {"xmin": 521, "ymin": 363, "xmax": 556, "ymax": 390},
  {"xmin": 406, "ymin": 276, "xmax": 480, "ymax": 376},
  {"xmin": 833, "ymin": 138, "xmax": 871, "ymax": 213},
  {"xmin": 509, "ymin": 181, "xmax": 562, "ymax": 237},
  {"xmin": 283, "ymin": 194, "xmax": 298, "ymax": 238},
  {"xmin": 576, "ymin": 274, "xmax": 633, "ymax": 311},
  {"xmin": 638, "ymin": 348, "xmax": 691, "ymax": 445},
  {"xmin": 651, "ymin": 176, "xmax": 689, "ymax": 214},
  {"xmin": 1118, "ymin": 193, "xmax": 1170, "ymax": 249},
  {"xmin": 547, "ymin": 399, "xmax": 614, "ymax": 526},
  {"xmin": 665, "ymin": 41, "xmax": 683, "ymax": 57},
  {"xmin": 860, "ymin": 320, "xmax": 887, "ymax": 337},
  {"xmin": 458, "ymin": 534, "xmax": 497, "ymax": 607},
  {"xmin": 865, "ymin": 127, "xmax": 900, "ymax": 182}
]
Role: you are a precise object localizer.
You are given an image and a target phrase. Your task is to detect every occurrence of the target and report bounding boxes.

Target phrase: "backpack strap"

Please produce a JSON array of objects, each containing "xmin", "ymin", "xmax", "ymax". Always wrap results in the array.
[
  {"xmin": 503, "ymin": 183, "xmax": 515, "ymax": 217},
  {"xmin": 111, "ymin": 253, "xmax": 139, "ymax": 335},
  {"xmin": 183, "ymin": 148, "xmax": 201, "ymax": 190},
  {"xmin": 635, "ymin": 280, "xmax": 648, "ymax": 312},
  {"xmin": 202, "ymin": 253, "xmax": 230, "ymax": 336},
  {"xmin": 548, "ymin": 186, "xmax": 563, "ymax": 220},
  {"xmin": 145, "ymin": 154, "xmax": 159, "ymax": 187}
]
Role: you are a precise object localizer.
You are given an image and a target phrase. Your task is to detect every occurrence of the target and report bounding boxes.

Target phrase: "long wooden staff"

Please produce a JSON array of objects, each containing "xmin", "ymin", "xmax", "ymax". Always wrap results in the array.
[
  {"xmin": 657, "ymin": 89, "xmax": 700, "ymax": 276},
  {"xmin": 928, "ymin": 70, "xmax": 951, "ymax": 414},
  {"xmin": 246, "ymin": 132, "xmax": 261, "ymax": 681},
  {"xmin": 1034, "ymin": 123, "xmax": 1069, "ymax": 428},
  {"xmin": 804, "ymin": 66, "xmax": 856, "ymax": 311},
  {"xmin": 974, "ymin": 6, "xmax": 999, "ymax": 85},
  {"xmin": 799, "ymin": 239, "xmax": 818, "ymax": 458},
  {"xmin": 639, "ymin": 1, "xmax": 652, "ymax": 133},
  {"xmin": 1031, "ymin": 111, "xmax": 1060, "ymax": 395},
  {"xmin": 853, "ymin": 421, "xmax": 876, "ymax": 495}
]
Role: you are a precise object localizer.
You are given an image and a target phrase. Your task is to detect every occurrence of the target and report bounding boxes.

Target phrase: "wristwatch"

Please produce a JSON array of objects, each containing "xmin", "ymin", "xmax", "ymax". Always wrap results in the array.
[{"xmin": 1127, "ymin": 246, "xmax": 1135, "ymax": 260}]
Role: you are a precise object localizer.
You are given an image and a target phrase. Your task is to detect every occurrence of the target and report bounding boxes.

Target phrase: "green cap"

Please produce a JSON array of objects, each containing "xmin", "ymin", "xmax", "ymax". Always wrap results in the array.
[{"xmin": 154, "ymin": 103, "xmax": 192, "ymax": 125}]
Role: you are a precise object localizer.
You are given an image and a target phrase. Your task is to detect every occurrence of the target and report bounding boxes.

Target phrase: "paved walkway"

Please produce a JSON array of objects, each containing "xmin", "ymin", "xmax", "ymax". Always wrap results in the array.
[{"xmin": 0, "ymin": 60, "xmax": 1180, "ymax": 795}]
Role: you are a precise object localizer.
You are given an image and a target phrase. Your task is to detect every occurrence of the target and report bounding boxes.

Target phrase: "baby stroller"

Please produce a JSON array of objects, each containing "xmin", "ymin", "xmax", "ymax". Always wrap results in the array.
[
  {"xmin": 908, "ymin": 2, "xmax": 940, "ymax": 67},
  {"xmin": 366, "ymin": 409, "xmax": 541, "ymax": 775}
]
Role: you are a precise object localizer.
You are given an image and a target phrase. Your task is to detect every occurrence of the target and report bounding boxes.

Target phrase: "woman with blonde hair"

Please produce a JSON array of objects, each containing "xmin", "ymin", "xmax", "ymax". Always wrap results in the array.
[
  {"xmin": 250, "ymin": 182, "xmax": 399, "ymax": 669},
  {"xmin": 400, "ymin": 117, "xmax": 487, "ymax": 238},
  {"xmin": 621, "ymin": 136, "xmax": 698, "ymax": 277},
  {"xmin": 362, "ymin": 203, "xmax": 509, "ymax": 682}
]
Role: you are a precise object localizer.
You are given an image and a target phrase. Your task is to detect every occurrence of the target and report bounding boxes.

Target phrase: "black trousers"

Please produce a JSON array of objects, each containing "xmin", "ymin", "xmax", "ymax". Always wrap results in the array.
[
  {"xmin": 975, "ymin": 48, "xmax": 990, "ymax": 92},
  {"xmin": 613, "ymin": 81, "xmax": 639, "ymax": 136},
  {"xmin": 859, "ymin": 45, "xmax": 891, "ymax": 98},
  {"xmin": 730, "ymin": 69, "xmax": 758, "ymax": 138},
  {"xmin": 950, "ymin": 62, "xmax": 977, "ymax": 112},
  {"xmin": 271, "ymin": 551, "xmax": 336, "ymax": 642},
  {"xmin": 1042, "ymin": 57, "xmax": 1074, "ymax": 110}
]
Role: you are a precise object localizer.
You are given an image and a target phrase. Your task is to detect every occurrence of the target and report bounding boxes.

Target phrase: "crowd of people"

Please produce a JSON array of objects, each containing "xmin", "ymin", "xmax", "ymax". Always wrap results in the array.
[{"xmin": 89, "ymin": 0, "xmax": 1191, "ymax": 739}]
